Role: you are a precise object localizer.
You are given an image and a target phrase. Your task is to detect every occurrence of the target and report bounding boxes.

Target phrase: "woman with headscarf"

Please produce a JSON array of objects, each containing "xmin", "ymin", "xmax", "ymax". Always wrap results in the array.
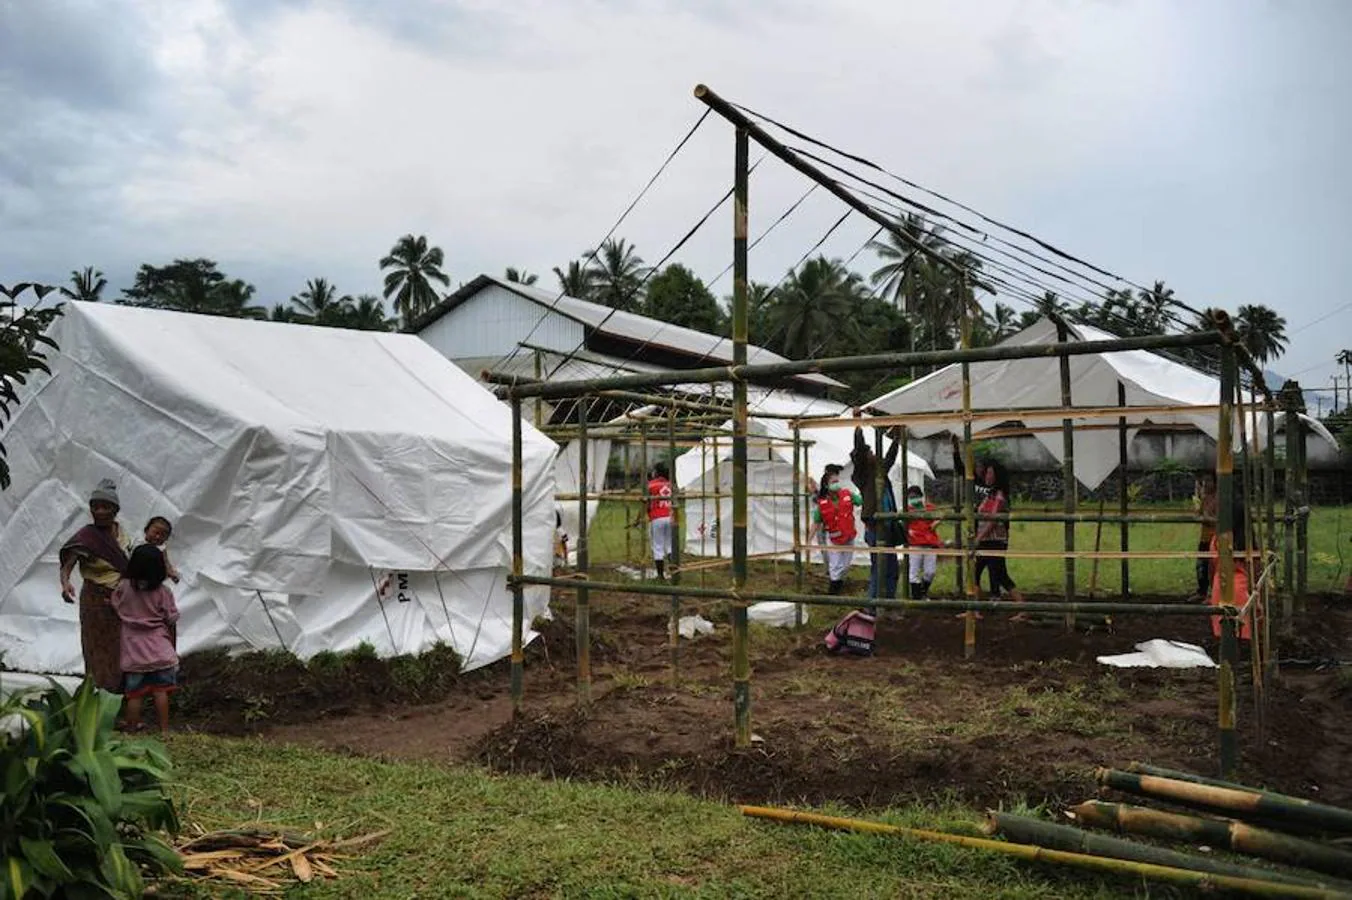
[
  {"xmin": 59, "ymin": 478, "xmax": 134, "ymax": 692},
  {"xmin": 811, "ymin": 464, "xmax": 862, "ymax": 595}
]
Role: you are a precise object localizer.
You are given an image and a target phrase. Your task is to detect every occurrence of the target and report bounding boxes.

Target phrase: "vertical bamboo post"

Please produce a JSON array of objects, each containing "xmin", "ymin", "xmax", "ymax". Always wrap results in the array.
[
  {"xmin": 1118, "ymin": 382, "xmax": 1130, "ymax": 600},
  {"xmin": 533, "ymin": 350, "xmax": 543, "ymax": 429},
  {"xmin": 952, "ymin": 441, "xmax": 965, "ymax": 599},
  {"xmin": 699, "ymin": 437, "xmax": 708, "ymax": 588},
  {"xmin": 667, "ymin": 410, "xmax": 682, "ymax": 686},
  {"xmin": 731, "ymin": 126, "xmax": 752, "ymax": 748},
  {"xmin": 1282, "ymin": 386, "xmax": 1297, "ymax": 605},
  {"xmin": 1295, "ymin": 413, "xmax": 1309, "ymax": 611},
  {"xmin": 640, "ymin": 420, "xmax": 650, "ymax": 567},
  {"xmin": 1217, "ymin": 342, "xmax": 1239, "ymax": 777},
  {"xmin": 1265, "ymin": 406, "xmax": 1282, "ymax": 630},
  {"xmin": 792, "ymin": 425, "xmax": 804, "ymax": 625},
  {"xmin": 803, "ymin": 439, "xmax": 813, "ymax": 574},
  {"xmin": 576, "ymin": 399, "xmax": 592, "ymax": 706},
  {"xmin": 1056, "ymin": 319, "xmax": 1077, "ymax": 622},
  {"xmin": 961, "ymin": 277, "xmax": 978, "ymax": 658},
  {"xmin": 713, "ymin": 431, "xmax": 723, "ymax": 559},
  {"xmin": 624, "ymin": 438, "xmax": 633, "ymax": 565},
  {"xmin": 873, "ymin": 427, "xmax": 886, "ymax": 606},
  {"xmin": 510, "ymin": 397, "xmax": 525, "ymax": 715},
  {"xmin": 899, "ymin": 426, "xmax": 911, "ymax": 601}
]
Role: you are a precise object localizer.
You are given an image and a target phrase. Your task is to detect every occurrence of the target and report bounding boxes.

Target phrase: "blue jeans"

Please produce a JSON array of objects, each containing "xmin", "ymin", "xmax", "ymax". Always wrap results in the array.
[{"xmin": 865, "ymin": 526, "xmax": 899, "ymax": 600}]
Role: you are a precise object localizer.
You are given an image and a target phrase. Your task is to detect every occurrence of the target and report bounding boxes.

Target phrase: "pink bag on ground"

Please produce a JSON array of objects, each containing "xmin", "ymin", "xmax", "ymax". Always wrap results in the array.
[{"xmin": 824, "ymin": 610, "xmax": 876, "ymax": 656}]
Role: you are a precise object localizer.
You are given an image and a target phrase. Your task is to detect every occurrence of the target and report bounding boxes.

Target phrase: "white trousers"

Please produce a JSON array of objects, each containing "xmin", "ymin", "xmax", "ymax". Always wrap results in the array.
[
  {"xmin": 650, "ymin": 517, "xmax": 673, "ymax": 561},
  {"xmin": 908, "ymin": 549, "xmax": 938, "ymax": 583},
  {"xmin": 826, "ymin": 547, "xmax": 853, "ymax": 581}
]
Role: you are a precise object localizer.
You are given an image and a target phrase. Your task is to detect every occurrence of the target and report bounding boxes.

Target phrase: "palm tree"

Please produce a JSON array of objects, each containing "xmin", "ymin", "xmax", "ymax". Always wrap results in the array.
[
  {"xmin": 584, "ymin": 238, "xmax": 649, "ymax": 312},
  {"xmin": 504, "ymin": 267, "xmax": 538, "ymax": 286},
  {"xmin": 553, "ymin": 260, "xmax": 593, "ymax": 299},
  {"xmin": 209, "ymin": 280, "xmax": 267, "ymax": 320},
  {"xmin": 66, "ymin": 266, "xmax": 107, "ymax": 302},
  {"xmin": 290, "ymin": 278, "xmax": 350, "ymax": 324},
  {"xmin": 990, "ymin": 302, "xmax": 1019, "ymax": 341},
  {"xmin": 767, "ymin": 257, "xmax": 864, "ymax": 359},
  {"xmin": 269, "ymin": 303, "xmax": 301, "ymax": 323},
  {"xmin": 381, "ymin": 234, "xmax": 450, "ymax": 330},
  {"xmin": 867, "ymin": 213, "xmax": 949, "ymax": 316},
  {"xmin": 1235, "ymin": 304, "xmax": 1289, "ymax": 364},
  {"xmin": 348, "ymin": 294, "xmax": 396, "ymax": 332}
]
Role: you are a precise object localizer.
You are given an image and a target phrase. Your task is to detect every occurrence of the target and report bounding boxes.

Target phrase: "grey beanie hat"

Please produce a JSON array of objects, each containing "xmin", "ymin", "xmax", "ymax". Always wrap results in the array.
[{"xmin": 89, "ymin": 478, "xmax": 120, "ymax": 509}]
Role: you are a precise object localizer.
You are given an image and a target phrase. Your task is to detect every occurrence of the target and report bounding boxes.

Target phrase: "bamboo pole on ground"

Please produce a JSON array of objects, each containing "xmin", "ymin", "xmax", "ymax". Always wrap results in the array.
[
  {"xmin": 510, "ymin": 397, "xmax": 525, "ymax": 715},
  {"xmin": 1118, "ymin": 382, "xmax": 1130, "ymax": 600},
  {"xmin": 1218, "ymin": 339, "xmax": 1240, "ymax": 777},
  {"xmin": 576, "ymin": 400, "xmax": 592, "ymax": 706},
  {"xmin": 667, "ymin": 411, "xmax": 682, "ymax": 686},
  {"xmin": 1071, "ymin": 800, "xmax": 1352, "ymax": 880},
  {"xmin": 1055, "ymin": 317, "xmax": 1077, "ymax": 623},
  {"xmin": 737, "ymin": 806, "xmax": 1338, "ymax": 898},
  {"xmin": 730, "ymin": 125, "xmax": 752, "ymax": 748},
  {"xmin": 1098, "ymin": 768, "xmax": 1352, "ymax": 836},
  {"xmin": 961, "ymin": 281, "xmax": 978, "ymax": 658},
  {"xmin": 986, "ymin": 811, "xmax": 1333, "ymax": 889}
]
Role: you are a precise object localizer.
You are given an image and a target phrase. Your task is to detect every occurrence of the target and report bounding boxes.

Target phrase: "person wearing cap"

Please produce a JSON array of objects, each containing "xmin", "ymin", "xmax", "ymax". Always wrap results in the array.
[{"xmin": 59, "ymin": 479, "xmax": 134, "ymax": 692}]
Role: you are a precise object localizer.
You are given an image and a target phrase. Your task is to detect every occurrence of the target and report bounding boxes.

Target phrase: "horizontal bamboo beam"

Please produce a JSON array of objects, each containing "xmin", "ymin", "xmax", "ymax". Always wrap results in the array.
[
  {"xmin": 797, "ymin": 545, "xmax": 1218, "ymax": 560},
  {"xmin": 979, "ymin": 421, "xmax": 1201, "ymax": 440},
  {"xmin": 555, "ymin": 490, "xmax": 800, "ymax": 502},
  {"xmin": 875, "ymin": 511, "xmax": 1212, "ymax": 525},
  {"xmin": 513, "ymin": 574, "xmax": 1234, "ymax": 616},
  {"xmin": 736, "ymin": 805, "xmax": 1329, "ymax": 898},
  {"xmin": 505, "ymin": 332, "xmax": 1224, "ymax": 401},
  {"xmin": 794, "ymin": 403, "xmax": 1221, "ymax": 430}
]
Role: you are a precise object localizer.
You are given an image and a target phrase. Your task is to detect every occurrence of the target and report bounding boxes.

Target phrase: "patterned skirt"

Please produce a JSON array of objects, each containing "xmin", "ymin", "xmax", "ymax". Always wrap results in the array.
[{"xmin": 79, "ymin": 582, "xmax": 123, "ymax": 693}]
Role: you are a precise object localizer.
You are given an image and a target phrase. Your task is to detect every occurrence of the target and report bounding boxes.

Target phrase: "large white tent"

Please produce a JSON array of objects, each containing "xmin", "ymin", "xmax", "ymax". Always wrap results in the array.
[
  {"xmin": 676, "ymin": 392, "xmax": 934, "ymax": 561},
  {"xmin": 0, "ymin": 303, "xmax": 558, "ymax": 676},
  {"xmin": 866, "ymin": 316, "xmax": 1337, "ymax": 489}
]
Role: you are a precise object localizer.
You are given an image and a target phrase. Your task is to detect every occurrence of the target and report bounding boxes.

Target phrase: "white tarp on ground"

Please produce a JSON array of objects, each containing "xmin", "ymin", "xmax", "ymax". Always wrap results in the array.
[
  {"xmin": 0, "ymin": 302, "xmax": 558, "ymax": 676},
  {"xmin": 866, "ymin": 316, "xmax": 1337, "ymax": 490},
  {"xmin": 676, "ymin": 392, "xmax": 934, "ymax": 562}
]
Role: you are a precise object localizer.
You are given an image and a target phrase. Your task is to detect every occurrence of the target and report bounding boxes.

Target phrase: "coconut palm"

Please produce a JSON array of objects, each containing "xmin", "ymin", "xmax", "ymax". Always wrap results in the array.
[
  {"xmin": 381, "ymin": 234, "xmax": 450, "ymax": 330},
  {"xmin": 210, "ymin": 280, "xmax": 267, "ymax": 320},
  {"xmin": 347, "ymin": 295, "xmax": 397, "ymax": 332},
  {"xmin": 66, "ymin": 266, "xmax": 107, "ymax": 302},
  {"xmin": 553, "ymin": 260, "xmax": 593, "ymax": 299},
  {"xmin": 290, "ymin": 278, "xmax": 350, "ymax": 325},
  {"xmin": 867, "ymin": 213, "xmax": 949, "ymax": 316},
  {"xmin": 504, "ymin": 267, "xmax": 538, "ymax": 285},
  {"xmin": 1235, "ymin": 304, "xmax": 1289, "ymax": 364},
  {"xmin": 766, "ymin": 257, "xmax": 864, "ymax": 359},
  {"xmin": 584, "ymin": 238, "xmax": 649, "ymax": 313}
]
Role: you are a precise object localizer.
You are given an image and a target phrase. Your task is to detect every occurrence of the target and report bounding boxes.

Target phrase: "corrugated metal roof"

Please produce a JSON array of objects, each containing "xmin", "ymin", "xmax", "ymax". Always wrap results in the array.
[{"xmin": 416, "ymin": 274, "xmax": 846, "ymax": 390}]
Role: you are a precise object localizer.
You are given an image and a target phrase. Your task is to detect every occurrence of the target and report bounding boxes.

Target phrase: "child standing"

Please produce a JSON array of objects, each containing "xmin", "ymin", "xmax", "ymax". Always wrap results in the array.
[
  {"xmin": 141, "ymin": 516, "xmax": 181, "ymax": 584},
  {"xmin": 110, "ymin": 545, "xmax": 180, "ymax": 736},
  {"xmin": 647, "ymin": 462, "xmax": 674, "ymax": 580},
  {"xmin": 811, "ymin": 465, "xmax": 862, "ymax": 594},
  {"xmin": 904, "ymin": 485, "xmax": 943, "ymax": 599},
  {"xmin": 973, "ymin": 460, "xmax": 1025, "ymax": 612}
]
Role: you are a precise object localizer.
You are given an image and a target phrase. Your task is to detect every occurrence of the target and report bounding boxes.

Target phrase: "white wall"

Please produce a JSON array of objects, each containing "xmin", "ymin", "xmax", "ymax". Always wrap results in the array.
[{"xmin": 418, "ymin": 284, "xmax": 585, "ymax": 362}]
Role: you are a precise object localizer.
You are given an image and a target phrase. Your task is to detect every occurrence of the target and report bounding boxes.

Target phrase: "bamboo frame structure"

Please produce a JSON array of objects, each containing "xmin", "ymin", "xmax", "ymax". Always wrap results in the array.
[{"xmin": 500, "ymin": 82, "xmax": 1301, "ymax": 778}]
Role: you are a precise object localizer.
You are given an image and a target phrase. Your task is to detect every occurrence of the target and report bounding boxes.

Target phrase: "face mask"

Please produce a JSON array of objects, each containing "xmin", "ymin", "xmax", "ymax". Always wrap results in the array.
[{"xmin": 908, "ymin": 496, "xmax": 924, "ymax": 509}]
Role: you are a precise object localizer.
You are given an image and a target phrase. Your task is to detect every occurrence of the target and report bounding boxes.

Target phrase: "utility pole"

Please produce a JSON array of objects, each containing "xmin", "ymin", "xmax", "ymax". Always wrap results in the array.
[{"xmin": 1333, "ymin": 374, "xmax": 1346, "ymax": 415}]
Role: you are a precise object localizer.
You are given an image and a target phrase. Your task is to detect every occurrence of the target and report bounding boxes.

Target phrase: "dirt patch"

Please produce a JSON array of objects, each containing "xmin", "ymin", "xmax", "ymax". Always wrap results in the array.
[{"xmin": 178, "ymin": 580, "xmax": 1352, "ymax": 812}]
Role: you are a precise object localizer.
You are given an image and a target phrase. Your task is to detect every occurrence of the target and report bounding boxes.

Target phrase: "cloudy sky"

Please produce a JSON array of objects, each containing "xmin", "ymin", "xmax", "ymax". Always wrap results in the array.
[{"xmin": 3, "ymin": 0, "xmax": 1350, "ymax": 406}]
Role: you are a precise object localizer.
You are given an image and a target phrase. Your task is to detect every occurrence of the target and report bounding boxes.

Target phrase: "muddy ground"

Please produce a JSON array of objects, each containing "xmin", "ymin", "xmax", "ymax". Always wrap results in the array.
[{"xmin": 176, "ymin": 573, "xmax": 1352, "ymax": 811}]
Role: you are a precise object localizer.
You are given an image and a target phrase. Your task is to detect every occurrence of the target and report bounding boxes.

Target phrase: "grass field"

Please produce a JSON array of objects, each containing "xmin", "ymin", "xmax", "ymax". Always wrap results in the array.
[
  {"xmin": 584, "ymin": 500, "xmax": 1352, "ymax": 597},
  {"xmin": 162, "ymin": 734, "xmax": 1132, "ymax": 899}
]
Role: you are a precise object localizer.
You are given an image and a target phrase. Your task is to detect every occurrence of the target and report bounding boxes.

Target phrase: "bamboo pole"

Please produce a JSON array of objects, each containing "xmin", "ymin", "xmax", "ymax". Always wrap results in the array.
[
  {"xmin": 576, "ymin": 400, "xmax": 592, "ymax": 706},
  {"xmin": 624, "ymin": 438, "xmax": 633, "ymax": 565},
  {"xmin": 794, "ymin": 402, "xmax": 1225, "ymax": 430},
  {"xmin": 1056, "ymin": 317, "xmax": 1077, "ymax": 622},
  {"xmin": 1218, "ymin": 340, "xmax": 1240, "ymax": 776},
  {"xmin": 533, "ymin": 350, "xmax": 543, "ymax": 428},
  {"xmin": 872, "ymin": 425, "xmax": 886, "ymax": 609},
  {"xmin": 1296, "ymin": 407, "xmax": 1309, "ymax": 611},
  {"xmin": 795, "ymin": 545, "xmax": 1217, "ymax": 559},
  {"xmin": 1071, "ymin": 801, "xmax": 1352, "ymax": 881},
  {"xmin": 504, "ymin": 333, "xmax": 1224, "ymax": 401},
  {"xmin": 510, "ymin": 397, "xmax": 525, "ymax": 715},
  {"xmin": 899, "ymin": 425, "xmax": 911, "ymax": 602},
  {"xmin": 512, "ymin": 575, "xmax": 1236, "ymax": 617},
  {"xmin": 986, "ymin": 811, "xmax": 1332, "ymax": 889},
  {"xmin": 731, "ymin": 125, "xmax": 752, "ymax": 748},
  {"xmin": 713, "ymin": 430, "xmax": 723, "ymax": 559},
  {"xmin": 1089, "ymin": 495, "xmax": 1106, "ymax": 596},
  {"xmin": 977, "ymin": 421, "xmax": 1198, "ymax": 440},
  {"xmin": 667, "ymin": 411, "xmax": 682, "ymax": 686},
  {"xmin": 1118, "ymin": 382, "xmax": 1130, "ymax": 600},
  {"xmin": 1283, "ymin": 384, "xmax": 1298, "ymax": 606},
  {"xmin": 1097, "ymin": 768, "xmax": 1352, "ymax": 836},
  {"xmin": 639, "ymin": 421, "xmax": 650, "ymax": 565},
  {"xmin": 875, "ymin": 510, "xmax": 1211, "ymax": 524},
  {"xmin": 961, "ymin": 281, "xmax": 977, "ymax": 658},
  {"xmin": 737, "ymin": 806, "xmax": 1337, "ymax": 898},
  {"xmin": 792, "ymin": 425, "xmax": 804, "ymax": 624}
]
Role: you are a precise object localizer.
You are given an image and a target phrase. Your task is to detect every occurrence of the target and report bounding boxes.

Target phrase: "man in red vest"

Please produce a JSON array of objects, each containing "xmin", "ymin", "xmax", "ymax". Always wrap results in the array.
[
  {"xmin": 811, "ymin": 464, "xmax": 862, "ymax": 594},
  {"xmin": 647, "ymin": 462, "xmax": 674, "ymax": 580}
]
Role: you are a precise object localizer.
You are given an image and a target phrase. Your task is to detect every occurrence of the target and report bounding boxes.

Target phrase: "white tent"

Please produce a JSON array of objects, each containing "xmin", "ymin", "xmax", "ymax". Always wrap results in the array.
[
  {"xmin": 866, "ymin": 316, "xmax": 1337, "ymax": 489},
  {"xmin": 676, "ymin": 392, "xmax": 934, "ymax": 561},
  {"xmin": 0, "ymin": 303, "xmax": 558, "ymax": 676}
]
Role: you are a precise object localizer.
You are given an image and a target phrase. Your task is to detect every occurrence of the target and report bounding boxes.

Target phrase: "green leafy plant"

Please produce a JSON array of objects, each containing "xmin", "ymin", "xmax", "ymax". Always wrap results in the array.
[
  {"xmin": 1, "ymin": 283, "xmax": 64, "ymax": 491},
  {"xmin": 1, "ymin": 678, "xmax": 181, "ymax": 899}
]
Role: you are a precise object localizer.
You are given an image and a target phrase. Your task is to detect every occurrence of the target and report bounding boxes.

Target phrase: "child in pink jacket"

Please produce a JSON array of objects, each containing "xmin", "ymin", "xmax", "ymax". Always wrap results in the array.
[{"xmin": 110, "ymin": 544, "xmax": 180, "ymax": 736}]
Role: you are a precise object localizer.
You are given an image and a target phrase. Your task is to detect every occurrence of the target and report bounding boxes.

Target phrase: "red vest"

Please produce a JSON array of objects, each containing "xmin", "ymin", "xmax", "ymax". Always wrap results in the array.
[
  {"xmin": 648, "ymin": 477, "xmax": 672, "ymax": 520},
  {"xmin": 817, "ymin": 490, "xmax": 857, "ymax": 544}
]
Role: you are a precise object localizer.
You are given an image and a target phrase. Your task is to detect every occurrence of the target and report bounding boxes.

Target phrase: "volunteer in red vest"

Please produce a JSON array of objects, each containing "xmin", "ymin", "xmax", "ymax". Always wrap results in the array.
[
  {"xmin": 647, "ymin": 462, "xmax": 674, "ymax": 580},
  {"xmin": 904, "ymin": 485, "xmax": 944, "ymax": 599},
  {"xmin": 810, "ymin": 464, "xmax": 862, "ymax": 594}
]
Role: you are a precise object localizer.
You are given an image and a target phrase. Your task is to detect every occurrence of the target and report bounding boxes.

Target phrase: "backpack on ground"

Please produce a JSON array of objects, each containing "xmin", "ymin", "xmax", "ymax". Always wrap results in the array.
[{"xmin": 823, "ymin": 609, "xmax": 876, "ymax": 656}]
